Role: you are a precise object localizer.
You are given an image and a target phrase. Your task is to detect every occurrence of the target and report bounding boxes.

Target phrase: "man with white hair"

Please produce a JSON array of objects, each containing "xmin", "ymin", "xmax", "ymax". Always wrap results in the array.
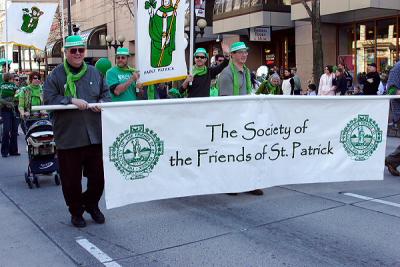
[{"xmin": 44, "ymin": 35, "xmax": 111, "ymax": 228}]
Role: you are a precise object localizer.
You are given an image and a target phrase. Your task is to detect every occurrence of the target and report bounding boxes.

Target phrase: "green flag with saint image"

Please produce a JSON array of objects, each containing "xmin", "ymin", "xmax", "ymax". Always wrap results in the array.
[{"xmin": 137, "ymin": 0, "xmax": 187, "ymax": 85}]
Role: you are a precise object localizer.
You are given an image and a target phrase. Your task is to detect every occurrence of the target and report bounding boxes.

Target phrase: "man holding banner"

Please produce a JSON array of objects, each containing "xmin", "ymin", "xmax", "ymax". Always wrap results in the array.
[
  {"xmin": 106, "ymin": 47, "xmax": 142, "ymax": 102},
  {"xmin": 219, "ymin": 42, "xmax": 253, "ymax": 97},
  {"xmin": 44, "ymin": 35, "xmax": 111, "ymax": 228},
  {"xmin": 180, "ymin": 45, "xmax": 230, "ymax": 98}
]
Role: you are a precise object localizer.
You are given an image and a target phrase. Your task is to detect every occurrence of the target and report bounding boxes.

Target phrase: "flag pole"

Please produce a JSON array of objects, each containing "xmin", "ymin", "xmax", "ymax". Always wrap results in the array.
[
  {"xmin": 5, "ymin": 0, "xmax": 8, "ymax": 71},
  {"xmin": 60, "ymin": 0, "xmax": 65, "ymax": 47},
  {"xmin": 189, "ymin": 0, "xmax": 194, "ymax": 76}
]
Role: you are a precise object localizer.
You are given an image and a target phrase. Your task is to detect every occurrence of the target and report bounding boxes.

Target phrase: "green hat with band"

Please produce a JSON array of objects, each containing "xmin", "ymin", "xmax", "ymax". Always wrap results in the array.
[
  {"xmin": 194, "ymin": 48, "xmax": 208, "ymax": 58},
  {"xmin": 64, "ymin": 35, "xmax": 85, "ymax": 48},
  {"xmin": 0, "ymin": 58, "xmax": 12, "ymax": 66},
  {"xmin": 116, "ymin": 47, "xmax": 130, "ymax": 56},
  {"xmin": 230, "ymin": 42, "xmax": 249, "ymax": 53}
]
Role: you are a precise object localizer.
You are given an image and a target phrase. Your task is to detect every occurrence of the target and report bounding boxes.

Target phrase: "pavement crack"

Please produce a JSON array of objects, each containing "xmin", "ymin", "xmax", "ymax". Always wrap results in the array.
[
  {"xmin": 348, "ymin": 204, "xmax": 400, "ymax": 219},
  {"xmin": 278, "ymin": 186, "xmax": 348, "ymax": 204},
  {"xmin": 0, "ymin": 187, "xmax": 80, "ymax": 266}
]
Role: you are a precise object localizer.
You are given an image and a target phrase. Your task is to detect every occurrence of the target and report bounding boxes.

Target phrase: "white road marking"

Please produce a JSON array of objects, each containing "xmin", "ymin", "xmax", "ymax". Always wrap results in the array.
[
  {"xmin": 343, "ymin": 193, "xmax": 400, "ymax": 208},
  {"xmin": 76, "ymin": 237, "xmax": 122, "ymax": 267}
]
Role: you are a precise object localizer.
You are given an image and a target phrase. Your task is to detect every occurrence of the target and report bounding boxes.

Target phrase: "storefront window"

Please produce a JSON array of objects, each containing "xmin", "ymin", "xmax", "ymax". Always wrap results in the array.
[
  {"xmin": 338, "ymin": 24, "xmax": 355, "ymax": 76},
  {"xmin": 224, "ymin": 0, "xmax": 233, "ymax": 12},
  {"xmin": 356, "ymin": 22, "xmax": 375, "ymax": 74},
  {"xmin": 232, "ymin": 0, "xmax": 241, "ymax": 10},
  {"xmin": 376, "ymin": 18, "xmax": 397, "ymax": 71}
]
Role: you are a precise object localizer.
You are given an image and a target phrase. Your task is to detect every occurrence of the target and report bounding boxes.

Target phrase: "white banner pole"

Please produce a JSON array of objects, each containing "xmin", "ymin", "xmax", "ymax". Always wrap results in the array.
[
  {"xmin": 189, "ymin": 0, "xmax": 194, "ymax": 75},
  {"xmin": 5, "ymin": 0, "xmax": 8, "ymax": 70},
  {"xmin": 32, "ymin": 95, "xmax": 400, "ymax": 111}
]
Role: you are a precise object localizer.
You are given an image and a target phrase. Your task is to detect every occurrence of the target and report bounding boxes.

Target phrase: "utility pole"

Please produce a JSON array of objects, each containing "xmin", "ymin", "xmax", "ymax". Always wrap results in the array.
[{"xmin": 67, "ymin": 0, "xmax": 72, "ymax": 36}]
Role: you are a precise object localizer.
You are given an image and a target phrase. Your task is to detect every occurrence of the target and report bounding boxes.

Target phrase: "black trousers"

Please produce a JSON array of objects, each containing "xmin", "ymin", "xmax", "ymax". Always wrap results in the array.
[
  {"xmin": 57, "ymin": 144, "xmax": 104, "ymax": 216},
  {"xmin": 1, "ymin": 110, "xmax": 18, "ymax": 156}
]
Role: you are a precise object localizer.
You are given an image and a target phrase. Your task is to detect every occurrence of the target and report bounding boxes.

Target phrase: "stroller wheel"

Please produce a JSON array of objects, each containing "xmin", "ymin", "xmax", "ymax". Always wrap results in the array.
[
  {"xmin": 54, "ymin": 174, "xmax": 60, "ymax": 186},
  {"xmin": 33, "ymin": 176, "xmax": 40, "ymax": 188},
  {"xmin": 25, "ymin": 172, "xmax": 33, "ymax": 189}
]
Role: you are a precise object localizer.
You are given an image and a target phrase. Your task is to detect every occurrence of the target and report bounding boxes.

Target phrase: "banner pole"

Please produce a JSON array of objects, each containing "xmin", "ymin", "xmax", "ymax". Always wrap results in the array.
[{"xmin": 189, "ymin": 0, "xmax": 194, "ymax": 76}]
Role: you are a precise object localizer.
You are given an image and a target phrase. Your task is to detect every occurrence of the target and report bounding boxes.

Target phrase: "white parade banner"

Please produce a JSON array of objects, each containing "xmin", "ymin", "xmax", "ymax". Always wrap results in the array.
[
  {"xmin": 101, "ymin": 96, "xmax": 390, "ymax": 209},
  {"xmin": 1, "ymin": 1, "xmax": 58, "ymax": 50},
  {"xmin": 136, "ymin": 0, "xmax": 187, "ymax": 85}
]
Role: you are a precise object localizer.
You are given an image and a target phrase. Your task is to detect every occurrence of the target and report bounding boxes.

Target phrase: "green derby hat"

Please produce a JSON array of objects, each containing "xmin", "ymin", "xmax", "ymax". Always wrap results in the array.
[
  {"xmin": 95, "ymin": 58, "xmax": 112, "ymax": 75},
  {"xmin": 116, "ymin": 47, "xmax": 130, "ymax": 56},
  {"xmin": 64, "ymin": 35, "xmax": 85, "ymax": 48},
  {"xmin": 194, "ymin": 48, "xmax": 208, "ymax": 58},
  {"xmin": 230, "ymin": 42, "xmax": 249, "ymax": 53}
]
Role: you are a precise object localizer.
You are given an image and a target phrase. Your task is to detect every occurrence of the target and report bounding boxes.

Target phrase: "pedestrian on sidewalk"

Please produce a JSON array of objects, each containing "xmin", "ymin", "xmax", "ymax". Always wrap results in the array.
[
  {"xmin": 0, "ymin": 73, "xmax": 20, "ymax": 157},
  {"xmin": 43, "ymin": 35, "xmax": 111, "ymax": 228},
  {"xmin": 363, "ymin": 63, "xmax": 380, "ymax": 95},
  {"xmin": 290, "ymin": 67, "xmax": 302, "ymax": 95},
  {"xmin": 318, "ymin": 65, "xmax": 336, "ymax": 96}
]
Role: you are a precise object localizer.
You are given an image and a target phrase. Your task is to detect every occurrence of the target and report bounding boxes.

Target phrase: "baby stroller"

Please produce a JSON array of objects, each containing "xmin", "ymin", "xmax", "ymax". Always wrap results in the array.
[{"xmin": 24, "ymin": 114, "xmax": 60, "ymax": 188}]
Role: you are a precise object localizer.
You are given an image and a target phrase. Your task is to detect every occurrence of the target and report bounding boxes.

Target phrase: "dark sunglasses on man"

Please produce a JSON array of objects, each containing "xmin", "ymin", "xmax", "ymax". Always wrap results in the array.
[
  {"xmin": 33, "ymin": 76, "xmax": 41, "ymax": 81},
  {"xmin": 69, "ymin": 48, "xmax": 85, "ymax": 54},
  {"xmin": 195, "ymin": 56, "xmax": 206, "ymax": 59},
  {"xmin": 116, "ymin": 56, "xmax": 127, "ymax": 60}
]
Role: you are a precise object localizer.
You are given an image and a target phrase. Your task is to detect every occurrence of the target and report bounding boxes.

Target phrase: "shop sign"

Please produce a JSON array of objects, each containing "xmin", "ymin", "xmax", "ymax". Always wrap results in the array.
[{"xmin": 250, "ymin": 27, "xmax": 271, "ymax": 42}]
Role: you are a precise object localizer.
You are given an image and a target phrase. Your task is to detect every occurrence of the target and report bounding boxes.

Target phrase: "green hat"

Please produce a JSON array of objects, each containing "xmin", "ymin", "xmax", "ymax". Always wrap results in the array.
[
  {"xmin": 194, "ymin": 48, "xmax": 208, "ymax": 58},
  {"xmin": 0, "ymin": 58, "xmax": 12, "ymax": 66},
  {"xmin": 230, "ymin": 42, "xmax": 249, "ymax": 53},
  {"xmin": 64, "ymin": 35, "xmax": 85, "ymax": 48},
  {"xmin": 116, "ymin": 47, "xmax": 130, "ymax": 56},
  {"xmin": 95, "ymin": 58, "xmax": 112, "ymax": 75}
]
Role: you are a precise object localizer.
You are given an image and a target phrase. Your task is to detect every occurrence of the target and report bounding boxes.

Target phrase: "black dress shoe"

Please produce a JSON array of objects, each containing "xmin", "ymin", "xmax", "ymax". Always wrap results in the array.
[
  {"xmin": 71, "ymin": 215, "xmax": 86, "ymax": 228},
  {"xmin": 247, "ymin": 189, "xmax": 264, "ymax": 196},
  {"xmin": 9, "ymin": 153, "xmax": 20, "ymax": 156},
  {"xmin": 385, "ymin": 159, "xmax": 400, "ymax": 176},
  {"xmin": 1, "ymin": 154, "xmax": 8, "ymax": 158},
  {"xmin": 85, "ymin": 207, "xmax": 105, "ymax": 224}
]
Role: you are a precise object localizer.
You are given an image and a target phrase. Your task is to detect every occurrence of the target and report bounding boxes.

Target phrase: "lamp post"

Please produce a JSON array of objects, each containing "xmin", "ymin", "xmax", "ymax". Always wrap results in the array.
[
  {"xmin": 33, "ymin": 52, "xmax": 44, "ymax": 76},
  {"xmin": 184, "ymin": 14, "xmax": 207, "ymax": 42},
  {"xmin": 105, "ymin": 35, "xmax": 126, "ymax": 53}
]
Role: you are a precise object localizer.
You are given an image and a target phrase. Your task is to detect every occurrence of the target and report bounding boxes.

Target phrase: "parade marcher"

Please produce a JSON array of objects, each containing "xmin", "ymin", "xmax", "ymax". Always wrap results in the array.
[
  {"xmin": 385, "ymin": 61, "xmax": 400, "ymax": 176},
  {"xmin": 106, "ymin": 47, "xmax": 141, "ymax": 102},
  {"xmin": 43, "ymin": 35, "xmax": 111, "ymax": 228},
  {"xmin": 180, "ymin": 44, "xmax": 230, "ymax": 98},
  {"xmin": 256, "ymin": 73, "xmax": 282, "ymax": 95},
  {"xmin": 219, "ymin": 42, "xmax": 253, "ymax": 97},
  {"xmin": 290, "ymin": 67, "xmax": 302, "ymax": 95},
  {"xmin": 210, "ymin": 54, "xmax": 226, "ymax": 97},
  {"xmin": 318, "ymin": 65, "xmax": 335, "ymax": 96},
  {"xmin": 281, "ymin": 69, "xmax": 294, "ymax": 95},
  {"xmin": 18, "ymin": 72, "xmax": 45, "ymax": 130},
  {"xmin": 363, "ymin": 63, "xmax": 380, "ymax": 95},
  {"xmin": 218, "ymin": 42, "xmax": 263, "ymax": 196},
  {"xmin": 0, "ymin": 73, "xmax": 19, "ymax": 157}
]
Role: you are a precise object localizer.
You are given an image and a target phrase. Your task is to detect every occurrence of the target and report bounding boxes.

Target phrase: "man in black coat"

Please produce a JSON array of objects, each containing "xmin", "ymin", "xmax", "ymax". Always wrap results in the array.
[{"xmin": 363, "ymin": 63, "xmax": 380, "ymax": 95}]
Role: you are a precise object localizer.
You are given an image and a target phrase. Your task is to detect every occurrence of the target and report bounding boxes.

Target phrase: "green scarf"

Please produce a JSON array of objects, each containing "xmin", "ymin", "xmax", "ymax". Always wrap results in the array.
[
  {"xmin": 266, "ymin": 81, "xmax": 279, "ymax": 95},
  {"xmin": 192, "ymin": 65, "xmax": 207, "ymax": 77},
  {"xmin": 117, "ymin": 66, "xmax": 136, "ymax": 73},
  {"xmin": 63, "ymin": 60, "xmax": 88, "ymax": 98},
  {"xmin": 229, "ymin": 61, "xmax": 252, "ymax": 96},
  {"xmin": 147, "ymin": 85, "xmax": 156, "ymax": 100}
]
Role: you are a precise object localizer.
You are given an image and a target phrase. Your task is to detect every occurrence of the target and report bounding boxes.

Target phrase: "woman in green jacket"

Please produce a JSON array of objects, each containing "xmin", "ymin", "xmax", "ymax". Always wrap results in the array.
[
  {"xmin": 18, "ymin": 72, "xmax": 44, "ymax": 122},
  {"xmin": 256, "ymin": 73, "xmax": 282, "ymax": 95}
]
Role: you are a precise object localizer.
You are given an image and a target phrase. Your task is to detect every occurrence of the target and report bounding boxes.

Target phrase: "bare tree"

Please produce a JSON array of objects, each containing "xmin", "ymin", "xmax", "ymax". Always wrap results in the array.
[
  {"xmin": 301, "ymin": 0, "xmax": 323, "ymax": 88},
  {"xmin": 115, "ymin": 0, "xmax": 135, "ymax": 18}
]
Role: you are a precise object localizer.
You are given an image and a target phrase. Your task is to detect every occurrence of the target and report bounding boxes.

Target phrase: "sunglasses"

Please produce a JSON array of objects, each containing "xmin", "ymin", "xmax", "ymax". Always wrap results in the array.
[
  {"xmin": 33, "ymin": 77, "xmax": 40, "ymax": 80},
  {"xmin": 195, "ymin": 56, "xmax": 206, "ymax": 59},
  {"xmin": 217, "ymin": 59, "xmax": 224, "ymax": 62},
  {"xmin": 14, "ymin": 79, "xmax": 20, "ymax": 81},
  {"xmin": 69, "ymin": 48, "xmax": 85, "ymax": 54},
  {"xmin": 116, "ymin": 56, "xmax": 127, "ymax": 60}
]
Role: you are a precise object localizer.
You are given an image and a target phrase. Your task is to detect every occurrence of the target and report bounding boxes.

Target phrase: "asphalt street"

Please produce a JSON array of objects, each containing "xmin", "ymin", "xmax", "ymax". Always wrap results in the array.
[{"xmin": 0, "ymin": 135, "xmax": 400, "ymax": 266}]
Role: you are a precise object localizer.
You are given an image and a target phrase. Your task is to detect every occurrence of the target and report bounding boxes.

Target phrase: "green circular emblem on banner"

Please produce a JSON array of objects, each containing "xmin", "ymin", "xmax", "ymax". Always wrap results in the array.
[
  {"xmin": 340, "ymin": 115, "xmax": 382, "ymax": 161},
  {"xmin": 109, "ymin": 125, "xmax": 164, "ymax": 180}
]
